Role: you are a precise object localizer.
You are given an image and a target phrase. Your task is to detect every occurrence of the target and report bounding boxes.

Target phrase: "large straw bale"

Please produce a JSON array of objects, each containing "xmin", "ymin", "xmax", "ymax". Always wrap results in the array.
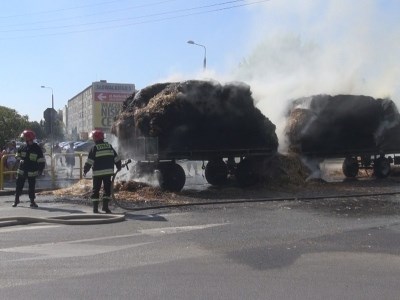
[
  {"xmin": 285, "ymin": 94, "xmax": 400, "ymax": 155},
  {"xmin": 113, "ymin": 80, "xmax": 278, "ymax": 154}
]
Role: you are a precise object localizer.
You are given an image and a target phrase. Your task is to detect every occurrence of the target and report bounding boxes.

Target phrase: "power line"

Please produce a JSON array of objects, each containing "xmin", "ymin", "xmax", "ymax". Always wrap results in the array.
[
  {"xmin": 0, "ymin": 0, "xmax": 179, "ymax": 27},
  {"xmin": 0, "ymin": 0, "xmax": 269, "ymax": 39},
  {"xmin": 0, "ymin": 0, "xmax": 244, "ymax": 32},
  {"xmin": 0, "ymin": 0, "xmax": 152, "ymax": 19}
]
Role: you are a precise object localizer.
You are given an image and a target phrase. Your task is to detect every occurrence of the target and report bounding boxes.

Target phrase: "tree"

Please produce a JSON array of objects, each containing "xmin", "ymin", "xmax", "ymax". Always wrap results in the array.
[
  {"xmin": 43, "ymin": 110, "xmax": 64, "ymax": 142},
  {"xmin": 43, "ymin": 108, "xmax": 56, "ymax": 136},
  {"xmin": 28, "ymin": 121, "xmax": 45, "ymax": 141},
  {"xmin": 53, "ymin": 119, "xmax": 65, "ymax": 141},
  {"xmin": 0, "ymin": 106, "xmax": 29, "ymax": 148}
]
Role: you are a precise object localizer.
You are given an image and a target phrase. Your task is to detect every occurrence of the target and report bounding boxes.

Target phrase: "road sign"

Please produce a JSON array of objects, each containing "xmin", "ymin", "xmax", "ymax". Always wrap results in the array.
[{"xmin": 94, "ymin": 92, "xmax": 129, "ymax": 102}]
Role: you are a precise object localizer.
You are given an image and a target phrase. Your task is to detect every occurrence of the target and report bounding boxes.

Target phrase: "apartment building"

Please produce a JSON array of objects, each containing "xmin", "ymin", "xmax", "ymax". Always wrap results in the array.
[{"xmin": 65, "ymin": 80, "xmax": 135, "ymax": 140}]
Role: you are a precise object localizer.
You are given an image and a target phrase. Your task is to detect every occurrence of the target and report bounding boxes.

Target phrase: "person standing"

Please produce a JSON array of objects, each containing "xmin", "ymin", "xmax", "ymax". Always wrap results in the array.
[
  {"xmin": 12, "ymin": 130, "xmax": 45, "ymax": 208},
  {"xmin": 65, "ymin": 142, "xmax": 75, "ymax": 178},
  {"xmin": 83, "ymin": 130, "xmax": 121, "ymax": 213},
  {"xmin": 53, "ymin": 144, "xmax": 63, "ymax": 167},
  {"xmin": 4, "ymin": 141, "xmax": 17, "ymax": 180}
]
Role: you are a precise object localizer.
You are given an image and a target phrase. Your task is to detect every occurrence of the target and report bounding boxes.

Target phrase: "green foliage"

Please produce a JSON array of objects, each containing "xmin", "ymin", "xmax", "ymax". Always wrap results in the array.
[
  {"xmin": 28, "ymin": 121, "xmax": 45, "ymax": 140},
  {"xmin": 53, "ymin": 119, "xmax": 65, "ymax": 141},
  {"xmin": 0, "ymin": 106, "xmax": 29, "ymax": 148},
  {"xmin": 0, "ymin": 106, "xmax": 64, "ymax": 148},
  {"xmin": 43, "ymin": 119, "xmax": 64, "ymax": 142}
]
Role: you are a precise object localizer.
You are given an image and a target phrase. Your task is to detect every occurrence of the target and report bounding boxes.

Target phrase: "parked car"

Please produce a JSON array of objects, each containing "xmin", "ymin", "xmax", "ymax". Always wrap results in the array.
[
  {"xmin": 74, "ymin": 141, "xmax": 95, "ymax": 152},
  {"xmin": 62, "ymin": 141, "xmax": 80, "ymax": 151},
  {"xmin": 59, "ymin": 141, "xmax": 72, "ymax": 149}
]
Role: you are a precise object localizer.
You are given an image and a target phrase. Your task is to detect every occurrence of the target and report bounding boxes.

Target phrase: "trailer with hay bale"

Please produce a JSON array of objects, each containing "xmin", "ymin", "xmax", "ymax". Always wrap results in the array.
[
  {"xmin": 285, "ymin": 94, "xmax": 400, "ymax": 179},
  {"xmin": 112, "ymin": 80, "xmax": 279, "ymax": 192}
]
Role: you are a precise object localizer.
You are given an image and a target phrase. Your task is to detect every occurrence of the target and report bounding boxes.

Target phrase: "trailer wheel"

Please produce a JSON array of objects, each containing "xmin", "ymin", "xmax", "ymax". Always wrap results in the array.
[
  {"xmin": 235, "ymin": 158, "xmax": 260, "ymax": 187},
  {"xmin": 205, "ymin": 159, "xmax": 228, "ymax": 186},
  {"xmin": 373, "ymin": 157, "xmax": 391, "ymax": 178},
  {"xmin": 157, "ymin": 162, "xmax": 186, "ymax": 192},
  {"xmin": 342, "ymin": 156, "xmax": 359, "ymax": 178}
]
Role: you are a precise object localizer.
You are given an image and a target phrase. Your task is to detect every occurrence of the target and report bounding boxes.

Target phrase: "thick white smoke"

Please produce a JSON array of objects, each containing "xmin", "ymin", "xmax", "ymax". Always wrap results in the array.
[
  {"xmin": 153, "ymin": 1, "xmax": 399, "ymax": 155},
  {"xmin": 230, "ymin": 0, "xmax": 400, "ymax": 152}
]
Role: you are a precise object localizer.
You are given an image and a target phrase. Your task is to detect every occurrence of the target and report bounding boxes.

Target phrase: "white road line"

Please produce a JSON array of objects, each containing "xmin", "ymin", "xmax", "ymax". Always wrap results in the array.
[
  {"xmin": 1, "ymin": 242, "xmax": 154, "ymax": 259},
  {"xmin": 0, "ymin": 223, "xmax": 228, "ymax": 259},
  {"xmin": 0, "ymin": 225, "xmax": 61, "ymax": 233},
  {"xmin": 139, "ymin": 223, "xmax": 227, "ymax": 236}
]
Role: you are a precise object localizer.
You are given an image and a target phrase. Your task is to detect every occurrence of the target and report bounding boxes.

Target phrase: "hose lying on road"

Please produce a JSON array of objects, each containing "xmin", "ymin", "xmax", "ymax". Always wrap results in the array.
[
  {"xmin": 113, "ymin": 190, "xmax": 400, "ymax": 211},
  {"xmin": 0, "ymin": 214, "xmax": 125, "ymax": 227}
]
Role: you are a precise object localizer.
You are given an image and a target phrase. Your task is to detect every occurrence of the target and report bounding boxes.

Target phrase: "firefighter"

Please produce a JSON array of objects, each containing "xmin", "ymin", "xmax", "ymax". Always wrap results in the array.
[
  {"xmin": 13, "ymin": 130, "xmax": 45, "ymax": 208},
  {"xmin": 83, "ymin": 129, "xmax": 121, "ymax": 213}
]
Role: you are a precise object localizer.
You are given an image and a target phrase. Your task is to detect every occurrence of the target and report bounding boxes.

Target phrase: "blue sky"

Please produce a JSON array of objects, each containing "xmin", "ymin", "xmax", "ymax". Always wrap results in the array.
[{"xmin": 0, "ymin": 0, "xmax": 399, "ymax": 136}]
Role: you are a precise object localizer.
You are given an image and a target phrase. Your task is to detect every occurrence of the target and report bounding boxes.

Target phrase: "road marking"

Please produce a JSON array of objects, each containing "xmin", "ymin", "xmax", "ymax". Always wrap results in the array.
[
  {"xmin": 0, "ymin": 225, "xmax": 60, "ymax": 233},
  {"xmin": 139, "ymin": 223, "xmax": 227, "ymax": 236},
  {"xmin": 1, "ymin": 242, "xmax": 153, "ymax": 259},
  {"xmin": 0, "ymin": 223, "xmax": 227, "ymax": 259}
]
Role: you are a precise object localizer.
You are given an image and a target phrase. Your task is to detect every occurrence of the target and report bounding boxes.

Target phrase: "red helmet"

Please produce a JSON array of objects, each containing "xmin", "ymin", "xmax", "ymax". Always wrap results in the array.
[
  {"xmin": 91, "ymin": 129, "xmax": 104, "ymax": 142},
  {"xmin": 21, "ymin": 130, "xmax": 36, "ymax": 142}
]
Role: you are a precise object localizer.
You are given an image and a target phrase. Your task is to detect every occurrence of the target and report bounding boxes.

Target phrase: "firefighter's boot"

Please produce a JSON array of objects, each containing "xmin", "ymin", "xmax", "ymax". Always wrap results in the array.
[
  {"xmin": 93, "ymin": 202, "xmax": 99, "ymax": 213},
  {"xmin": 30, "ymin": 199, "xmax": 38, "ymax": 208},
  {"xmin": 102, "ymin": 199, "xmax": 112, "ymax": 214},
  {"xmin": 12, "ymin": 197, "xmax": 20, "ymax": 207}
]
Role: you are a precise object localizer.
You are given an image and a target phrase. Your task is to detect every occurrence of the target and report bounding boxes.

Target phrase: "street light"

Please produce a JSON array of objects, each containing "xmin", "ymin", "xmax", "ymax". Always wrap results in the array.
[
  {"xmin": 187, "ymin": 40, "xmax": 207, "ymax": 71},
  {"xmin": 40, "ymin": 85, "xmax": 54, "ymax": 158}
]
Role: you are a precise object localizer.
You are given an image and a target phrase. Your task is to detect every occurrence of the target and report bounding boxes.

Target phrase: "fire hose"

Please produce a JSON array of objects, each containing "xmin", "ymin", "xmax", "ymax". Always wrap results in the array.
[
  {"xmin": 0, "ymin": 214, "xmax": 125, "ymax": 227},
  {"xmin": 109, "ymin": 160, "xmax": 400, "ymax": 211},
  {"xmin": 3, "ymin": 159, "xmax": 397, "ymax": 226},
  {"xmin": 0, "ymin": 162, "xmax": 133, "ymax": 227}
]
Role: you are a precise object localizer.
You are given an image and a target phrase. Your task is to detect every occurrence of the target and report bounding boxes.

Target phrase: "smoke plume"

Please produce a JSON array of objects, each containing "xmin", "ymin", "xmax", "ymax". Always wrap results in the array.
[{"xmin": 230, "ymin": 0, "xmax": 400, "ymax": 152}]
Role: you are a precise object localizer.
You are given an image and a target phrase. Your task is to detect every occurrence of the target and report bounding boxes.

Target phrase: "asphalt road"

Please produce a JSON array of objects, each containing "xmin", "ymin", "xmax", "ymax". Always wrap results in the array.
[{"xmin": 0, "ymin": 192, "xmax": 399, "ymax": 300}]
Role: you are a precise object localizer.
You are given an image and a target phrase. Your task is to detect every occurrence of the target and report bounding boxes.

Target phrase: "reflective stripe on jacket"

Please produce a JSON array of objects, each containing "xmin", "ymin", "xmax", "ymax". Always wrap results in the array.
[
  {"xmin": 16, "ymin": 143, "xmax": 45, "ymax": 177},
  {"xmin": 83, "ymin": 142, "xmax": 121, "ymax": 177}
]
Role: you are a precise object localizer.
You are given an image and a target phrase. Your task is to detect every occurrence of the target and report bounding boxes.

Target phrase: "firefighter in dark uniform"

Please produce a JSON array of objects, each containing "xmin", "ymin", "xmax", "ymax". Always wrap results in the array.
[
  {"xmin": 83, "ymin": 129, "xmax": 121, "ymax": 213},
  {"xmin": 13, "ymin": 130, "xmax": 45, "ymax": 208}
]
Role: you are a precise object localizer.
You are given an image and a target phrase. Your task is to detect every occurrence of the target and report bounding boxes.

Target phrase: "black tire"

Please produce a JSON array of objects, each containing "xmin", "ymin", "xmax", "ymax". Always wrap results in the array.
[
  {"xmin": 374, "ymin": 157, "xmax": 391, "ymax": 178},
  {"xmin": 342, "ymin": 156, "xmax": 359, "ymax": 178},
  {"xmin": 157, "ymin": 162, "xmax": 186, "ymax": 192},
  {"xmin": 235, "ymin": 158, "xmax": 260, "ymax": 187},
  {"xmin": 205, "ymin": 159, "xmax": 228, "ymax": 186}
]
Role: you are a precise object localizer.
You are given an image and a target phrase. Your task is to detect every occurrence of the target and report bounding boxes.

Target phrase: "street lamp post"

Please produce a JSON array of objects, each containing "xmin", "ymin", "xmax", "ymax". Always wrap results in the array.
[
  {"xmin": 187, "ymin": 40, "xmax": 207, "ymax": 71},
  {"xmin": 41, "ymin": 85, "xmax": 55, "ymax": 185}
]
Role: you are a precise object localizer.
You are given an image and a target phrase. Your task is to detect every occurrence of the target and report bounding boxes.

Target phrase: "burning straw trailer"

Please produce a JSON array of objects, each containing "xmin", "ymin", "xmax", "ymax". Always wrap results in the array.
[
  {"xmin": 299, "ymin": 148, "xmax": 394, "ymax": 179},
  {"xmin": 112, "ymin": 80, "xmax": 279, "ymax": 191},
  {"xmin": 129, "ymin": 136, "xmax": 275, "ymax": 191},
  {"xmin": 285, "ymin": 94, "xmax": 400, "ymax": 179}
]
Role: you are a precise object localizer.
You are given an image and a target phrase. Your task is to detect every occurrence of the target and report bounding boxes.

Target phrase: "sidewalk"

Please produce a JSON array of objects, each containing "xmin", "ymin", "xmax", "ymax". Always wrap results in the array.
[
  {"xmin": 0, "ymin": 176, "xmax": 80, "ymax": 196},
  {"xmin": 0, "ymin": 195, "xmax": 103, "ymax": 227},
  {"xmin": 0, "ymin": 177, "xmax": 101, "ymax": 222}
]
